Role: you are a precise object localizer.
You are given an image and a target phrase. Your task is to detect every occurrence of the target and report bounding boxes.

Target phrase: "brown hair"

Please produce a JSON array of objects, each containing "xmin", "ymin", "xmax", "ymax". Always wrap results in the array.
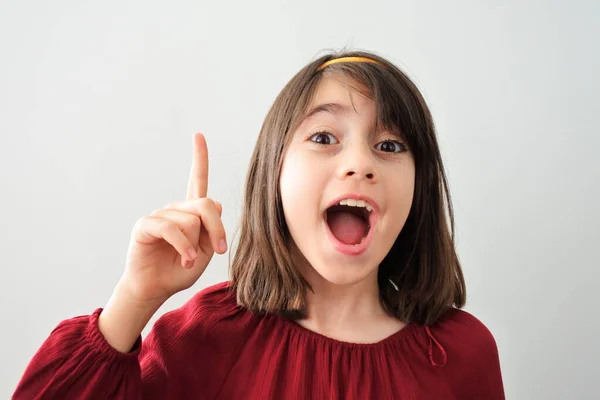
[{"xmin": 230, "ymin": 50, "xmax": 466, "ymax": 326}]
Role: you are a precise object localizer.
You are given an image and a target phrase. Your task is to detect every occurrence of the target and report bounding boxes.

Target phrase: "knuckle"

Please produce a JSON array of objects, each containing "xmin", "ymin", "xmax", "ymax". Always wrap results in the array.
[
  {"xmin": 197, "ymin": 197, "xmax": 215, "ymax": 208},
  {"xmin": 133, "ymin": 216, "xmax": 151, "ymax": 233},
  {"xmin": 159, "ymin": 219, "xmax": 177, "ymax": 232},
  {"xmin": 191, "ymin": 214, "xmax": 202, "ymax": 228},
  {"xmin": 164, "ymin": 201, "xmax": 178, "ymax": 210},
  {"xmin": 132, "ymin": 218, "xmax": 143, "ymax": 232},
  {"xmin": 182, "ymin": 214, "xmax": 201, "ymax": 230}
]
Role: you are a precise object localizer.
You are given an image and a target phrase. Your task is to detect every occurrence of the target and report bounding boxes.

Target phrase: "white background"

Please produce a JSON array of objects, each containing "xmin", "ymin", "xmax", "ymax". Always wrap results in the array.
[{"xmin": 1, "ymin": 1, "xmax": 598, "ymax": 398}]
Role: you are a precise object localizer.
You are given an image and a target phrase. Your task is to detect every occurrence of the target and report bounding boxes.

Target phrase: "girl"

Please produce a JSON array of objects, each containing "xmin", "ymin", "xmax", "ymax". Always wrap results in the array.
[{"xmin": 14, "ymin": 51, "xmax": 505, "ymax": 399}]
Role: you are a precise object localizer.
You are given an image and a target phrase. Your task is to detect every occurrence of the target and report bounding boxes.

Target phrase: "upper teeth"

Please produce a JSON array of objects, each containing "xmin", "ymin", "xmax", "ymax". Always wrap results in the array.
[{"xmin": 338, "ymin": 198, "xmax": 373, "ymax": 212}]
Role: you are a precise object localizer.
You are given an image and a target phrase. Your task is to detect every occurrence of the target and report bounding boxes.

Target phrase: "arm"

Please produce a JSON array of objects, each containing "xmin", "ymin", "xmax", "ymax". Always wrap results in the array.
[
  {"xmin": 14, "ymin": 133, "xmax": 230, "ymax": 398},
  {"xmin": 13, "ymin": 282, "xmax": 244, "ymax": 400},
  {"xmin": 434, "ymin": 309, "xmax": 506, "ymax": 399},
  {"xmin": 476, "ymin": 333, "xmax": 505, "ymax": 400},
  {"xmin": 13, "ymin": 309, "xmax": 145, "ymax": 399},
  {"xmin": 13, "ymin": 283, "xmax": 167, "ymax": 399}
]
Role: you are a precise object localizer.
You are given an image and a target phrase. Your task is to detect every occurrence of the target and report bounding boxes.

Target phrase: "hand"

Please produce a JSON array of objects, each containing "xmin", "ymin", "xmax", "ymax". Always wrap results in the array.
[{"xmin": 118, "ymin": 133, "xmax": 227, "ymax": 305}]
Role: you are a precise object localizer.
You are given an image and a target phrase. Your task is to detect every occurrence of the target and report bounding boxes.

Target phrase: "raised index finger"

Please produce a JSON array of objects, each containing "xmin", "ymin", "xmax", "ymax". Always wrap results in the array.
[{"xmin": 186, "ymin": 133, "xmax": 209, "ymax": 200}]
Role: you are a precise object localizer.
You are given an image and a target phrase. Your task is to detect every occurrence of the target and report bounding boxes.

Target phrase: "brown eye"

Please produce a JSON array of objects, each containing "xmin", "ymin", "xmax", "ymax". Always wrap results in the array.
[
  {"xmin": 310, "ymin": 131, "xmax": 338, "ymax": 145},
  {"xmin": 376, "ymin": 140, "xmax": 405, "ymax": 153}
]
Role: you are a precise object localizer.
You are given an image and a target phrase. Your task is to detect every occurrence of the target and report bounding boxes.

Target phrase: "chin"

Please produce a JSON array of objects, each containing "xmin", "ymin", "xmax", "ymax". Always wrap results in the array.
[{"xmin": 305, "ymin": 255, "xmax": 380, "ymax": 288}]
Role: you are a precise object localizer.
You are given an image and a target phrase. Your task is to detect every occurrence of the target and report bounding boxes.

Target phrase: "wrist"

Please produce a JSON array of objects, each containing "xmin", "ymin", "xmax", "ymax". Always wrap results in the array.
[
  {"xmin": 112, "ymin": 279, "xmax": 168, "ymax": 313},
  {"xmin": 98, "ymin": 284, "xmax": 166, "ymax": 353}
]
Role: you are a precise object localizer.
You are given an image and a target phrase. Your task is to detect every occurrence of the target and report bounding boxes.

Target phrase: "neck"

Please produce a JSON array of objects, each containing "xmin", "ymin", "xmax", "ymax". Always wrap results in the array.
[
  {"xmin": 305, "ymin": 274, "xmax": 383, "ymax": 326},
  {"xmin": 298, "ymin": 267, "xmax": 404, "ymax": 343}
]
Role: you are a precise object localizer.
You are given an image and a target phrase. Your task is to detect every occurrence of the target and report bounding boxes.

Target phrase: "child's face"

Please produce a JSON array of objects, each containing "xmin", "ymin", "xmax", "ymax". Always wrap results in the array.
[{"xmin": 279, "ymin": 74, "xmax": 416, "ymax": 287}]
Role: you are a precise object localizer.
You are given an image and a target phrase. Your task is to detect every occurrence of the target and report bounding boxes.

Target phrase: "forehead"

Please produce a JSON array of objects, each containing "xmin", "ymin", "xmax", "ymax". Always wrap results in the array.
[
  {"xmin": 308, "ymin": 74, "xmax": 374, "ymax": 114},
  {"xmin": 295, "ymin": 73, "xmax": 404, "ymax": 140}
]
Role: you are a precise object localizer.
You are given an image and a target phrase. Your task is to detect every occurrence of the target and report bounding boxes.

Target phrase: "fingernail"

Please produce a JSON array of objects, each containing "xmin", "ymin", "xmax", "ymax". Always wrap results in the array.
[
  {"xmin": 185, "ymin": 259, "xmax": 195, "ymax": 269},
  {"xmin": 187, "ymin": 247, "xmax": 197, "ymax": 260},
  {"xmin": 219, "ymin": 239, "xmax": 227, "ymax": 253}
]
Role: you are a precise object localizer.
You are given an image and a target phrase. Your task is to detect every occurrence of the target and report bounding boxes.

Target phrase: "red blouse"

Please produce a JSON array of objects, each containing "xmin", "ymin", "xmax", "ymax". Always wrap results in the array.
[{"xmin": 14, "ymin": 282, "xmax": 505, "ymax": 399}]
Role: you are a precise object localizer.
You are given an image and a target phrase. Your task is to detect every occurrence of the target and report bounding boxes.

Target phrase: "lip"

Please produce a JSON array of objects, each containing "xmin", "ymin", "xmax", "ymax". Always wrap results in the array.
[{"xmin": 323, "ymin": 193, "xmax": 380, "ymax": 256}]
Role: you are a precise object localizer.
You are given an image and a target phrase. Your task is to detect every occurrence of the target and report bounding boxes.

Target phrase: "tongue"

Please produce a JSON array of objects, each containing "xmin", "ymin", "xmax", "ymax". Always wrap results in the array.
[{"xmin": 327, "ymin": 211, "xmax": 368, "ymax": 245}]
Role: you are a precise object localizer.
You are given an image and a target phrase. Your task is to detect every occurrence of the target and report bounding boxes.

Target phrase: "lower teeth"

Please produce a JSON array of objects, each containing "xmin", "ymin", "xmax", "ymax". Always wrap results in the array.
[{"xmin": 355, "ymin": 233, "xmax": 369, "ymax": 245}]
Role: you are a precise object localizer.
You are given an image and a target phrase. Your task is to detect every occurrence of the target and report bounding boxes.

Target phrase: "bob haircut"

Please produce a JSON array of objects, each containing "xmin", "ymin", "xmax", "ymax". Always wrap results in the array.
[{"xmin": 230, "ymin": 50, "xmax": 466, "ymax": 326}]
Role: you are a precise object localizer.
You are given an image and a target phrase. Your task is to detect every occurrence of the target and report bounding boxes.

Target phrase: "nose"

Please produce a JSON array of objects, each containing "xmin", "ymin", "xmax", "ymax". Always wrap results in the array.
[{"xmin": 337, "ymin": 141, "xmax": 376, "ymax": 182}]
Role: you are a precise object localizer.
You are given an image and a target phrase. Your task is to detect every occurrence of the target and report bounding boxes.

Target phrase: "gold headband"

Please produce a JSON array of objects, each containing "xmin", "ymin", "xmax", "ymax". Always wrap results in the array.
[{"xmin": 317, "ymin": 56, "xmax": 381, "ymax": 71}]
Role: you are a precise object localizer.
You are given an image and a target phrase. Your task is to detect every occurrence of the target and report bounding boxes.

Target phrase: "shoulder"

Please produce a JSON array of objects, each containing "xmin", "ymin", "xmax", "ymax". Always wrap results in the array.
[
  {"xmin": 188, "ymin": 280, "xmax": 239, "ymax": 316},
  {"xmin": 428, "ymin": 308, "xmax": 502, "ymax": 372},
  {"xmin": 140, "ymin": 283, "xmax": 262, "ymax": 396},
  {"xmin": 433, "ymin": 308, "xmax": 499, "ymax": 354},
  {"xmin": 427, "ymin": 308, "xmax": 505, "ymax": 396},
  {"xmin": 150, "ymin": 281, "xmax": 257, "ymax": 341}
]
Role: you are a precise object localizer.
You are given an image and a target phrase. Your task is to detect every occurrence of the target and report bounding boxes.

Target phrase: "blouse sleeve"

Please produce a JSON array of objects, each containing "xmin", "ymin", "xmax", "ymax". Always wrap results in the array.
[
  {"xmin": 13, "ymin": 308, "xmax": 144, "ymax": 399},
  {"xmin": 434, "ymin": 309, "xmax": 506, "ymax": 399},
  {"xmin": 467, "ymin": 322, "xmax": 505, "ymax": 400},
  {"xmin": 13, "ymin": 282, "xmax": 248, "ymax": 400}
]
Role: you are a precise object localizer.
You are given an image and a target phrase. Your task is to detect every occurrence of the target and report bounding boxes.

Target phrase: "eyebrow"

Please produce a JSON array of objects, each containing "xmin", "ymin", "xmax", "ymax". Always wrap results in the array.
[
  {"xmin": 302, "ymin": 102, "xmax": 351, "ymax": 121},
  {"xmin": 299, "ymin": 101, "xmax": 406, "ymax": 141}
]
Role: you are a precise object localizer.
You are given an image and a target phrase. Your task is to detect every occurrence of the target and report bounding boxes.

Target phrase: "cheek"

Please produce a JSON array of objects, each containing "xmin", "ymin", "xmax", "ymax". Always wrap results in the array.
[
  {"xmin": 384, "ymin": 165, "xmax": 416, "ymax": 224},
  {"xmin": 279, "ymin": 150, "xmax": 326, "ymax": 226},
  {"xmin": 279, "ymin": 151, "xmax": 305, "ymax": 221}
]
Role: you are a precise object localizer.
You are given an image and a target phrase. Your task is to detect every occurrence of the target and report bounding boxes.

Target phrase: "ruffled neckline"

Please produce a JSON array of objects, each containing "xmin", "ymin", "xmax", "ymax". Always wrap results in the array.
[{"xmin": 274, "ymin": 313, "xmax": 422, "ymax": 349}]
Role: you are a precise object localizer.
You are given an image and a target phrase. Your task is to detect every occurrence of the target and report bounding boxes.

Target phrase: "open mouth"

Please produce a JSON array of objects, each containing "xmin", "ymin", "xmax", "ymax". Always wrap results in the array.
[{"xmin": 325, "ymin": 199, "xmax": 373, "ymax": 246}]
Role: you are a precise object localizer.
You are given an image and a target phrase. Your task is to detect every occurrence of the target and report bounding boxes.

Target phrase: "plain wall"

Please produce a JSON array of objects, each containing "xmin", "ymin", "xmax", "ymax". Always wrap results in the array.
[{"xmin": 1, "ymin": 0, "xmax": 598, "ymax": 398}]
